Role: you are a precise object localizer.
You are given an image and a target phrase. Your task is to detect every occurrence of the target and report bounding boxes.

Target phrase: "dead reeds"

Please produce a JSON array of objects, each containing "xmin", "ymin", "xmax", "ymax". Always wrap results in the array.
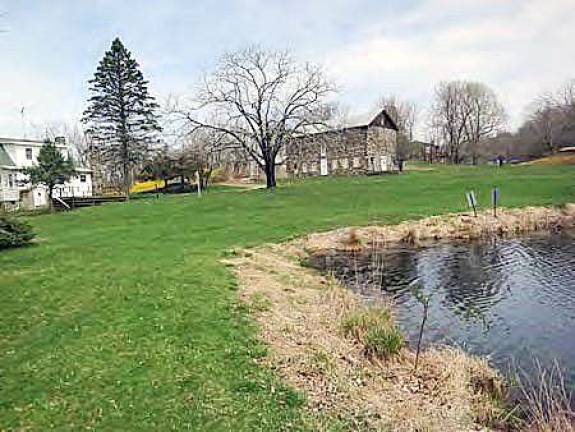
[
  {"xmin": 516, "ymin": 361, "xmax": 575, "ymax": 431},
  {"xmin": 304, "ymin": 204, "xmax": 575, "ymax": 253}
]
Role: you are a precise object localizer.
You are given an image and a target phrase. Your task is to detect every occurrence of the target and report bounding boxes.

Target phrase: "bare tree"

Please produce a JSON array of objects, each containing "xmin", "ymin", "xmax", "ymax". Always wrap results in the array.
[
  {"xmin": 178, "ymin": 129, "xmax": 223, "ymax": 189},
  {"xmin": 430, "ymin": 81, "xmax": 469, "ymax": 163},
  {"xmin": 38, "ymin": 122, "xmax": 93, "ymax": 167},
  {"xmin": 461, "ymin": 82, "xmax": 507, "ymax": 164},
  {"xmin": 169, "ymin": 47, "xmax": 336, "ymax": 188},
  {"xmin": 377, "ymin": 96, "xmax": 417, "ymax": 162},
  {"xmin": 528, "ymin": 79, "xmax": 575, "ymax": 152},
  {"xmin": 430, "ymin": 81, "xmax": 506, "ymax": 164},
  {"xmin": 527, "ymin": 100, "xmax": 564, "ymax": 153}
]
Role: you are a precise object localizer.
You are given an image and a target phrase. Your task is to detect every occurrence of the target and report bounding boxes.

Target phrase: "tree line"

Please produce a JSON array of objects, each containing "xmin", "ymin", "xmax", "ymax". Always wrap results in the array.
[{"xmin": 34, "ymin": 38, "xmax": 575, "ymax": 194}]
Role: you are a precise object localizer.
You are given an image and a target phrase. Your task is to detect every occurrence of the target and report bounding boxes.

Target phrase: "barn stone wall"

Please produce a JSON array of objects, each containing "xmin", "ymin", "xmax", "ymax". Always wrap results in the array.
[{"xmin": 286, "ymin": 125, "xmax": 397, "ymax": 177}]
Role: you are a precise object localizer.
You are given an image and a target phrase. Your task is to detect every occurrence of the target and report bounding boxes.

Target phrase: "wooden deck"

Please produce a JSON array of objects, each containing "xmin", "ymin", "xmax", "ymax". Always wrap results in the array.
[{"xmin": 52, "ymin": 195, "xmax": 127, "ymax": 210}]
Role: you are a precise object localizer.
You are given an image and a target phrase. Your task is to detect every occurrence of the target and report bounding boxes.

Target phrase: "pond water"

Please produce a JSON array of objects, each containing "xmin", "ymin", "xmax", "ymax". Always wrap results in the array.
[{"xmin": 310, "ymin": 231, "xmax": 575, "ymax": 392}]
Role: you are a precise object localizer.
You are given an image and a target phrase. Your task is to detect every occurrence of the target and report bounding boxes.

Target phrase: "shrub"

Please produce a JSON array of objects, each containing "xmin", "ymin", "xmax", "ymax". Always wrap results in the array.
[
  {"xmin": 342, "ymin": 307, "xmax": 403, "ymax": 359},
  {"xmin": 0, "ymin": 215, "xmax": 35, "ymax": 249}
]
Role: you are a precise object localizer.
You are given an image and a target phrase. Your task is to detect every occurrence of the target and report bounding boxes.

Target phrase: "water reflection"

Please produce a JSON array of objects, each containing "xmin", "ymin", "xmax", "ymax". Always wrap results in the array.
[{"xmin": 311, "ymin": 231, "xmax": 575, "ymax": 391}]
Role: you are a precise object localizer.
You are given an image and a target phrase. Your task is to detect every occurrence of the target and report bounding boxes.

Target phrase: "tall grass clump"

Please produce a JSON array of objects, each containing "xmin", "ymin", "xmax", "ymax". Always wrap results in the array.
[
  {"xmin": 516, "ymin": 361, "xmax": 575, "ymax": 431},
  {"xmin": 342, "ymin": 307, "xmax": 403, "ymax": 359}
]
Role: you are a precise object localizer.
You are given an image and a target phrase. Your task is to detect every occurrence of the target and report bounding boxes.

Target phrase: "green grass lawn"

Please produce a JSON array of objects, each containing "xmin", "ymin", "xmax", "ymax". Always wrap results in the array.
[{"xmin": 1, "ymin": 164, "xmax": 574, "ymax": 431}]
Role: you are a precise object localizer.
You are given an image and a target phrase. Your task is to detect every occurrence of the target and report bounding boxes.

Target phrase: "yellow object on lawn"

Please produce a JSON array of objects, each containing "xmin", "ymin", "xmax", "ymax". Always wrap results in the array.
[{"xmin": 130, "ymin": 179, "xmax": 165, "ymax": 193}]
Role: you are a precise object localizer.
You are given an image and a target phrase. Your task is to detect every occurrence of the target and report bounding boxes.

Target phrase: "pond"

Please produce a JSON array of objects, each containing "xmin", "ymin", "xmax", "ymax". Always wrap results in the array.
[{"xmin": 310, "ymin": 231, "xmax": 575, "ymax": 393}]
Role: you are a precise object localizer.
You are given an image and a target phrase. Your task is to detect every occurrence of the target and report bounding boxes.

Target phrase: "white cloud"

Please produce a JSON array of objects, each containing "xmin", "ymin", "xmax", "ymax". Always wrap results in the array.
[
  {"xmin": 322, "ymin": 0, "xmax": 575, "ymax": 131},
  {"xmin": 0, "ymin": 0, "xmax": 572, "ymax": 138}
]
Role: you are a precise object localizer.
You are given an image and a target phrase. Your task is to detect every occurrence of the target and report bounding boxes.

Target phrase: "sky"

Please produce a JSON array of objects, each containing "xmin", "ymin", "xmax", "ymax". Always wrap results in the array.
[{"xmin": 0, "ymin": 0, "xmax": 573, "ymax": 139}]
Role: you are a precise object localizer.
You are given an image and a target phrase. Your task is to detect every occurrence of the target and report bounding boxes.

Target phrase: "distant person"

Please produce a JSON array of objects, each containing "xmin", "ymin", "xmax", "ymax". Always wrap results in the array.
[{"xmin": 496, "ymin": 155, "xmax": 504, "ymax": 167}]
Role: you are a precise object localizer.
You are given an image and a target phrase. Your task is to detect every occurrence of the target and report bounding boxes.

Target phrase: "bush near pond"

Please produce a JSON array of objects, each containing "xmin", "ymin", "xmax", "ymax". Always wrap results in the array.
[
  {"xmin": 0, "ymin": 215, "xmax": 35, "ymax": 249},
  {"xmin": 342, "ymin": 307, "xmax": 404, "ymax": 358}
]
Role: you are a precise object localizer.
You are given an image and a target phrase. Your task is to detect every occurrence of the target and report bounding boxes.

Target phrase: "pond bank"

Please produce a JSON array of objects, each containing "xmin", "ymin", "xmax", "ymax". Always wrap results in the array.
[
  {"xmin": 304, "ymin": 203, "xmax": 575, "ymax": 253},
  {"xmin": 228, "ymin": 204, "xmax": 575, "ymax": 431},
  {"xmin": 228, "ymin": 243, "xmax": 504, "ymax": 431}
]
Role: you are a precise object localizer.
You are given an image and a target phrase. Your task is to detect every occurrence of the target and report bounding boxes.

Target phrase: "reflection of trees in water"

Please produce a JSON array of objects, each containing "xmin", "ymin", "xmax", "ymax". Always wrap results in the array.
[
  {"xmin": 323, "ymin": 248, "xmax": 418, "ymax": 294},
  {"xmin": 319, "ymin": 233, "xmax": 575, "ymax": 328},
  {"xmin": 370, "ymin": 248, "xmax": 418, "ymax": 292},
  {"xmin": 418, "ymin": 240, "xmax": 510, "ymax": 327}
]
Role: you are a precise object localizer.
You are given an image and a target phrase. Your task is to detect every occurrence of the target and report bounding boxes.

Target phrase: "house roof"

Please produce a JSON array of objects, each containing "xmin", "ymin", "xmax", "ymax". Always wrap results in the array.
[
  {"xmin": 0, "ymin": 137, "xmax": 67, "ymax": 148},
  {"xmin": 0, "ymin": 144, "xmax": 16, "ymax": 167}
]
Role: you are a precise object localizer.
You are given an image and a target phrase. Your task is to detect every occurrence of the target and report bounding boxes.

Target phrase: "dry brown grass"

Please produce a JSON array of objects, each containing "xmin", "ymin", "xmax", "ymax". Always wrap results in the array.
[
  {"xmin": 517, "ymin": 361, "xmax": 575, "ymax": 432},
  {"xmin": 524, "ymin": 153, "xmax": 575, "ymax": 166},
  {"xmin": 303, "ymin": 204, "xmax": 575, "ymax": 253},
  {"xmin": 227, "ymin": 243, "xmax": 504, "ymax": 431}
]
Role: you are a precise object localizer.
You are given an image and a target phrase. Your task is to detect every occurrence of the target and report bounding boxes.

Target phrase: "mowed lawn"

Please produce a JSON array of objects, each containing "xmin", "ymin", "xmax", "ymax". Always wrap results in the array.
[{"xmin": 1, "ymin": 165, "xmax": 574, "ymax": 431}]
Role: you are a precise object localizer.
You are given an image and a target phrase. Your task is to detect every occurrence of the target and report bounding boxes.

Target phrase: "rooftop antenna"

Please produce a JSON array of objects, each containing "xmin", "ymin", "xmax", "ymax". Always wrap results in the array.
[{"xmin": 20, "ymin": 105, "xmax": 27, "ymax": 138}]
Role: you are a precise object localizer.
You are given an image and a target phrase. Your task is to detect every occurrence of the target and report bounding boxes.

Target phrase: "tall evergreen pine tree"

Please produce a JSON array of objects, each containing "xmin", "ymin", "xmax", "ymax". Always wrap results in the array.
[{"xmin": 82, "ymin": 37, "xmax": 161, "ymax": 197}]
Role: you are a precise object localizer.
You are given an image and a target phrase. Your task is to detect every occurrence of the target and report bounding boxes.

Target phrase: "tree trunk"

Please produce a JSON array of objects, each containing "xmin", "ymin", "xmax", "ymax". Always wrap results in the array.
[
  {"xmin": 48, "ymin": 187, "xmax": 54, "ymax": 213},
  {"xmin": 264, "ymin": 160, "xmax": 276, "ymax": 188},
  {"xmin": 123, "ymin": 161, "xmax": 130, "ymax": 201}
]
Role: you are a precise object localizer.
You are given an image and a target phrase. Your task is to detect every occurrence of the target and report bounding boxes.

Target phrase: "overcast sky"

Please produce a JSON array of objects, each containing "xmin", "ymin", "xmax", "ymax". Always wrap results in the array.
[{"xmin": 0, "ymin": 0, "xmax": 573, "ymax": 139}]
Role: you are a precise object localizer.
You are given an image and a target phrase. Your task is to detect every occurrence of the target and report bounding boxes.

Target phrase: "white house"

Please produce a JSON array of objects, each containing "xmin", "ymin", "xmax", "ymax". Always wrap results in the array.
[{"xmin": 0, "ymin": 137, "xmax": 93, "ymax": 211}]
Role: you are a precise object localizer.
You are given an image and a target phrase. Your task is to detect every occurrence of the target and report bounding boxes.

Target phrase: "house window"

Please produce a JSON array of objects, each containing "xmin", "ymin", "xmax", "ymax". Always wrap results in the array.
[
  {"xmin": 80, "ymin": 174, "xmax": 87, "ymax": 183},
  {"xmin": 25, "ymin": 148, "xmax": 33, "ymax": 160},
  {"xmin": 8, "ymin": 174, "xmax": 14, "ymax": 188}
]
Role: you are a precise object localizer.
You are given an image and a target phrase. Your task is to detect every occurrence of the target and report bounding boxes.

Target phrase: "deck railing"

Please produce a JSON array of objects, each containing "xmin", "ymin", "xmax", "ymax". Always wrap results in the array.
[
  {"xmin": 53, "ymin": 186, "xmax": 94, "ymax": 198},
  {"xmin": 0, "ymin": 187, "xmax": 19, "ymax": 202}
]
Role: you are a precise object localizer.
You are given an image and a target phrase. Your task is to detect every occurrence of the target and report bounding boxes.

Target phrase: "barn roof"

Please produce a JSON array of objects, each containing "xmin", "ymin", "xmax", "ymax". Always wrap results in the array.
[{"xmin": 344, "ymin": 107, "xmax": 399, "ymax": 130}]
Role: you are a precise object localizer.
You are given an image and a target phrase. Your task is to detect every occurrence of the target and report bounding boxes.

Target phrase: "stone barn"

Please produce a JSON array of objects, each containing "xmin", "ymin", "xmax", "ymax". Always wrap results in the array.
[{"xmin": 285, "ymin": 108, "xmax": 399, "ymax": 177}]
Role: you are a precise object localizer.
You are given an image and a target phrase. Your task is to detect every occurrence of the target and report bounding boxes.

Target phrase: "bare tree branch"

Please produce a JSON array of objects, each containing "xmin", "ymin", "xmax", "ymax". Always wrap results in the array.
[{"xmin": 167, "ymin": 46, "xmax": 336, "ymax": 188}]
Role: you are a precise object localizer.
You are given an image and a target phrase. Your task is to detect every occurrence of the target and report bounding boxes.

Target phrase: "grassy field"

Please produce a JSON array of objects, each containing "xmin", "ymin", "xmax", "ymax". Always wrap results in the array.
[{"xmin": 1, "ymin": 164, "xmax": 574, "ymax": 431}]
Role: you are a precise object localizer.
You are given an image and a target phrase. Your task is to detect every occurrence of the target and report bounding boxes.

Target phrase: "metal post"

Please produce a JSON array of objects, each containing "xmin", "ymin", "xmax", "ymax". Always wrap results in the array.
[
  {"xmin": 466, "ymin": 191, "xmax": 478, "ymax": 217},
  {"xmin": 492, "ymin": 187, "xmax": 499, "ymax": 218}
]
